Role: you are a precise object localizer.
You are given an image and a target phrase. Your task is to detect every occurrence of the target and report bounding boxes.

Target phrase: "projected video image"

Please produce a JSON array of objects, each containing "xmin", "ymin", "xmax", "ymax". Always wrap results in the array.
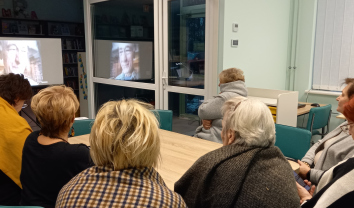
[
  {"xmin": 0, "ymin": 40, "xmax": 43, "ymax": 85},
  {"xmin": 110, "ymin": 42, "xmax": 140, "ymax": 81}
]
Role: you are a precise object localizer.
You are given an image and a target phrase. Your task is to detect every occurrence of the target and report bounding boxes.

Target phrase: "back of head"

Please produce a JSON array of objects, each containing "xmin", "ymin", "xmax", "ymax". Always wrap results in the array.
[
  {"xmin": 0, "ymin": 73, "xmax": 32, "ymax": 105},
  {"xmin": 90, "ymin": 99, "xmax": 160, "ymax": 170},
  {"xmin": 31, "ymin": 85, "xmax": 79, "ymax": 138},
  {"xmin": 222, "ymin": 97, "xmax": 275, "ymax": 147},
  {"xmin": 344, "ymin": 97, "xmax": 354, "ymax": 121},
  {"xmin": 219, "ymin": 68, "xmax": 245, "ymax": 84}
]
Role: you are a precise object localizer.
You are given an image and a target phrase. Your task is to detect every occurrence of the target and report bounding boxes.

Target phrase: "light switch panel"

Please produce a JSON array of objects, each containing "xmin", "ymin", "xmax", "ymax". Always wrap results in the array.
[{"xmin": 232, "ymin": 23, "xmax": 238, "ymax": 32}]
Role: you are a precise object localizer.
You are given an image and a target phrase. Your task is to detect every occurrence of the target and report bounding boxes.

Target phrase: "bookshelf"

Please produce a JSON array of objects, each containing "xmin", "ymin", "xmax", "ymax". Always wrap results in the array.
[{"xmin": 0, "ymin": 17, "xmax": 85, "ymax": 100}]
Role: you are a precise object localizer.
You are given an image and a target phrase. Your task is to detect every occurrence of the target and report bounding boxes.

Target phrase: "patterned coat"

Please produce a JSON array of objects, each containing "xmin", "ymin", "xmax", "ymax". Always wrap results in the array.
[{"xmin": 56, "ymin": 166, "xmax": 186, "ymax": 208}]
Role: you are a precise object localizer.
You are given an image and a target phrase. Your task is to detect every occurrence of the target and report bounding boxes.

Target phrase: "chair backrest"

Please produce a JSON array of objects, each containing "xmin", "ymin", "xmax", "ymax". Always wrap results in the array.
[
  {"xmin": 72, "ymin": 119, "xmax": 95, "ymax": 136},
  {"xmin": 151, "ymin": 110, "xmax": 173, "ymax": 131},
  {"xmin": 275, "ymin": 124, "xmax": 312, "ymax": 160},
  {"xmin": 306, "ymin": 104, "xmax": 332, "ymax": 131}
]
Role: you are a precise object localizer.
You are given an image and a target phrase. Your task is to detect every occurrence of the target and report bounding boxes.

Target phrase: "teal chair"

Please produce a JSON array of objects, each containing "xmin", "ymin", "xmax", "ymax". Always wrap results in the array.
[
  {"xmin": 151, "ymin": 110, "xmax": 173, "ymax": 131},
  {"xmin": 72, "ymin": 119, "xmax": 95, "ymax": 136},
  {"xmin": 306, "ymin": 104, "xmax": 332, "ymax": 138},
  {"xmin": 275, "ymin": 124, "xmax": 312, "ymax": 160}
]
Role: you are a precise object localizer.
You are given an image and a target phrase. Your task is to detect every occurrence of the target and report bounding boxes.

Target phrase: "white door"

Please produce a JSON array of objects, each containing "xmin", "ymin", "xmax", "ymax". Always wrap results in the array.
[
  {"xmin": 85, "ymin": 0, "xmax": 218, "ymax": 135},
  {"xmin": 160, "ymin": 0, "xmax": 218, "ymax": 135},
  {"xmin": 85, "ymin": 0, "xmax": 162, "ymax": 117}
]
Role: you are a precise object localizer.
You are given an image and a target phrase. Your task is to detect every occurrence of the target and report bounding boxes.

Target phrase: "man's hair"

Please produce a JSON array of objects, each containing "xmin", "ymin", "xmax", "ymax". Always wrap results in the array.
[
  {"xmin": 90, "ymin": 99, "xmax": 160, "ymax": 170},
  {"xmin": 0, "ymin": 73, "xmax": 32, "ymax": 105},
  {"xmin": 221, "ymin": 97, "xmax": 275, "ymax": 148},
  {"xmin": 31, "ymin": 85, "xmax": 79, "ymax": 138},
  {"xmin": 219, "ymin": 68, "xmax": 245, "ymax": 83},
  {"xmin": 345, "ymin": 78, "xmax": 354, "ymax": 99}
]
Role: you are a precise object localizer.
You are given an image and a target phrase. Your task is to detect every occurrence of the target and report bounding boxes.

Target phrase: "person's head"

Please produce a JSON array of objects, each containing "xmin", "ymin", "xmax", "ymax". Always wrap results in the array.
[
  {"xmin": 2, "ymin": 41, "xmax": 31, "ymax": 74},
  {"xmin": 221, "ymin": 97, "xmax": 275, "ymax": 147},
  {"xmin": 0, "ymin": 73, "xmax": 32, "ymax": 112},
  {"xmin": 90, "ymin": 99, "xmax": 160, "ymax": 170},
  {"xmin": 219, "ymin": 68, "xmax": 245, "ymax": 86},
  {"xmin": 343, "ymin": 97, "xmax": 354, "ymax": 136},
  {"xmin": 31, "ymin": 85, "xmax": 79, "ymax": 138},
  {"xmin": 336, "ymin": 78, "xmax": 354, "ymax": 113},
  {"xmin": 116, "ymin": 43, "xmax": 135, "ymax": 75}
]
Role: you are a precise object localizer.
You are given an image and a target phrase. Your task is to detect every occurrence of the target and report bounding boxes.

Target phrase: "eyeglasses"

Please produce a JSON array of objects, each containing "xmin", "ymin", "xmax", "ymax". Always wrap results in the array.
[
  {"xmin": 22, "ymin": 103, "xmax": 28, "ymax": 109},
  {"xmin": 340, "ymin": 123, "xmax": 354, "ymax": 135}
]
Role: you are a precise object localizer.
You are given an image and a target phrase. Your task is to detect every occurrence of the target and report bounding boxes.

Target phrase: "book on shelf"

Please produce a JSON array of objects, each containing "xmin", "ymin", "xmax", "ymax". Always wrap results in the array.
[
  {"xmin": 28, "ymin": 25, "xmax": 37, "ymax": 34},
  {"xmin": 61, "ymin": 24, "xmax": 71, "ymax": 36},
  {"xmin": 17, "ymin": 24, "xmax": 28, "ymax": 35},
  {"xmin": 66, "ymin": 39, "xmax": 72, "ymax": 49},
  {"xmin": 2, "ymin": 22, "xmax": 10, "ymax": 33}
]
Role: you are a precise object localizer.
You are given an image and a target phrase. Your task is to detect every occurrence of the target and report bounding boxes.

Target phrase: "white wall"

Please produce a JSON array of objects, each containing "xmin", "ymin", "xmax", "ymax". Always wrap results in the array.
[{"xmin": 218, "ymin": 0, "xmax": 292, "ymax": 90}]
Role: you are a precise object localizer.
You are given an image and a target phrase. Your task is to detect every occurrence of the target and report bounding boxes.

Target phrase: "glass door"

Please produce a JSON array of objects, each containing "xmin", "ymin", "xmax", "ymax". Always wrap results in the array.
[
  {"xmin": 162, "ymin": 0, "xmax": 217, "ymax": 135},
  {"xmin": 85, "ymin": 0, "xmax": 161, "ymax": 117}
]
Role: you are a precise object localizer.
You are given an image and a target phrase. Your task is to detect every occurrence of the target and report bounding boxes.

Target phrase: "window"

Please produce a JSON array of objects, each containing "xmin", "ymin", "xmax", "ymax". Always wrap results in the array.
[{"xmin": 312, "ymin": 0, "xmax": 354, "ymax": 91}]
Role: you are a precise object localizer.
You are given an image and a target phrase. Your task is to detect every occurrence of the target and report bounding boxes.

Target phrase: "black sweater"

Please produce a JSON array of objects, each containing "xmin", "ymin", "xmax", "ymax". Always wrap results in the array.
[{"xmin": 20, "ymin": 131, "xmax": 92, "ymax": 208}]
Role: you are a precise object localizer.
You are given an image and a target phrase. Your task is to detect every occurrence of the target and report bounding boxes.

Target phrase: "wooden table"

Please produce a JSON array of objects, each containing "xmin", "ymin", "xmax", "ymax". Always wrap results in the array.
[
  {"xmin": 297, "ymin": 102, "xmax": 326, "ymax": 116},
  {"xmin": 336, "ymin": 114, "xmax": 346, "ymax": 120},
  {"xmin": 69, "ymin": 130, "xmax": 299, "ymax": 189}
]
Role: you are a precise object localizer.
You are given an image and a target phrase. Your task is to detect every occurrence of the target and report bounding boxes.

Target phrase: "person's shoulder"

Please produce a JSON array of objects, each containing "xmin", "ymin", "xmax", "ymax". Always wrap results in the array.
[
  {"xmin": 115, "ymin": 73, "xmax": 124, "ymax": 80},
  {"xmin": 65, "ymin": 143, "xmax": 90, "ymax": 154}
]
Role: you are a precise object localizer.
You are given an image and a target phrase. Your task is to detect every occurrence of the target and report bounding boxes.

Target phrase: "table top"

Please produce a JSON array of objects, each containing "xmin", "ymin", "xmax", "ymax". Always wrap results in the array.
[
  {"xmin": 69, "ymin": 130, "xmax": 299, "ymax": 189},
  {"xmin": 297, "ymin": 102, "xmax": 327, "ymax": 116},
  {"xmin": 336, "ymin": 114, "xmax": 346, "ymax": 120}
]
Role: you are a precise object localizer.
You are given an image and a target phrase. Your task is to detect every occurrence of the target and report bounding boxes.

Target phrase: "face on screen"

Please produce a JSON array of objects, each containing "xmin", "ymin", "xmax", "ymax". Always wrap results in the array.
[
  {"xmin": 118, "ymin": 43, "xmax": 135, "ymax": 75},
  {"xmin": 4, "ymin": 41, "xmax": 30, "ymax": 74}
]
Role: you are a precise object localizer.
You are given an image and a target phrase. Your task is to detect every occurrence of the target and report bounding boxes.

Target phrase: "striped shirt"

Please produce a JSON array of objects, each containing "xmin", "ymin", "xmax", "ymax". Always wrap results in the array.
[
  {"xmin": 56, "ymin": 166, "xmax": 186, "ymax": 208},
  {"xmin": 302, "ymin": 156, "xmax": 354, "ymax": 207}
]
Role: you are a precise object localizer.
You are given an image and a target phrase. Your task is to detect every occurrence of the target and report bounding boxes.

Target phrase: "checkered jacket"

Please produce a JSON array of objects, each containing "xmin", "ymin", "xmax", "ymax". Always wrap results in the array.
[{"xmin": 56, "ymin": 166, "xmax": 186, "ymax": 208}]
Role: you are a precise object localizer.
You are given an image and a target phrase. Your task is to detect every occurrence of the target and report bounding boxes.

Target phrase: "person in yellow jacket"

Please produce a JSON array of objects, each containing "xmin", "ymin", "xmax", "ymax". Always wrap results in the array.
[{"xmin": 0, "ymin": 73, "xmax": 32, "ymax": 205}]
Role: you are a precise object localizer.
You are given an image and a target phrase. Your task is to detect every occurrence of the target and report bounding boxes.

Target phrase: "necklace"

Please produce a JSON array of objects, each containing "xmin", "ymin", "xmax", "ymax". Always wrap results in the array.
[{"xmin": 39, "ymin": 132, "xmax": 68, "ymax": 143}]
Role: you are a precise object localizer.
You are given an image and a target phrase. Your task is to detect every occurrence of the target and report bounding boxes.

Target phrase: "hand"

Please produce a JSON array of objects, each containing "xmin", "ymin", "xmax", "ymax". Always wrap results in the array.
[
  {"xmin": 202, "ymin": 120, "xmax": 212, "ymax": 130},
  {"xmin": 296, "ymin": 182, "xmax": 313, "ymax": 204},
  {"xmin": 303, "ymin": 180, "xmax": 316, "ymax": 197},
  {"xmin": 298, "ymin": 160, "xmax": 311, "ymax": 180}
]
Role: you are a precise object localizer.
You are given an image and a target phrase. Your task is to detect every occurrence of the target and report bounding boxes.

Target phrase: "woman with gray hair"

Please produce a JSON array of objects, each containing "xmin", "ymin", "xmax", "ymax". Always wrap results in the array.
[{"xmin": 175, "ymin": 97, "xmax": 299, "ymax": 208}]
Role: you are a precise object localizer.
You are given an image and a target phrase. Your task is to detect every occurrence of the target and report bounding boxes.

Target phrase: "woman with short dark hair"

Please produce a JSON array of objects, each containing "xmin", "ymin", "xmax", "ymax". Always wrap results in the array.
[{"xmin": 0, "ymin": 73, "xmax": 32, "ymax": 205}]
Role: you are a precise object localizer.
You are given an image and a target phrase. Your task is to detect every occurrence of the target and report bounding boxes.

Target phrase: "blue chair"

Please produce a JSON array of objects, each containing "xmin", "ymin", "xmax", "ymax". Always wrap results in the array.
[
  {"xmin": 151, "ymin": 110, "xmax": 173, "ymax": 131},
  {"xmin": 275, "ymin": 124, "xmax": 312, "ymax": 160},
  {"xmin": 72, "ymin": 119, "xmax": 95, "ymax": 136},
  {"xmin": 306, "ymin": 104, "xmax": 332, "ymax": 138}
]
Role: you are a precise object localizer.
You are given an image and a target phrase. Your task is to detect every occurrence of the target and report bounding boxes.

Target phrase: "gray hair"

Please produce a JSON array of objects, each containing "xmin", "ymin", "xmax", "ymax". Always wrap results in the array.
[{"xmin": 221, "ymin": 97, "xmax": 275, "ymax": 148}]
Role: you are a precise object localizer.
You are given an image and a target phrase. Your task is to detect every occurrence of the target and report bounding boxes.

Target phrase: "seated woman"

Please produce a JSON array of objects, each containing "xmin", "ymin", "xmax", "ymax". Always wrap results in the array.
[
  {"xmin": 298, "ymin": 78, "xmax": 354, "ymax": 184},
  {"xmin": 297, "ymin": 96, "xmax": 354, "ymax": 207},
  {"xmin": 175, "ymin": 97, "xmax": 299, "ymax": 208},
  {"xmin": 56, "ymin": 100, "xmax": 186, "ymax": 207},
  {"xmin": 20, "ymin": 86, "xmax": 92, "ymax": 208},
  {"xmin": 195, "ymin": 68, "xmax": 247, "ymax": 143},
  {"xmin": 0, "ymin": 73, "xmax": 32, "ymax": 205}
]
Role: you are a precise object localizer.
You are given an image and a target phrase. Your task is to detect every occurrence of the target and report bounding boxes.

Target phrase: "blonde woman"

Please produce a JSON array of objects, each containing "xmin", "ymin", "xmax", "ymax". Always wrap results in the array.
[
  {"xmin": 20, "ymin": 86, "xmax": 92, "ymax": 208},
  {"xmin": 56, "ymin": 100, "xmax": 186, "ymax": 208},
  {"xmin": 176, "ymin": 97, "xmax": 299, "ymax": 207}
]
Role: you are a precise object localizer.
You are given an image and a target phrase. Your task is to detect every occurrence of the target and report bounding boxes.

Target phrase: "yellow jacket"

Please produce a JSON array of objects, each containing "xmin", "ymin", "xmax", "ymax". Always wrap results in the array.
[{"xmin": 0, "ymin": 96, "xmax": 32, "ymax": 188}]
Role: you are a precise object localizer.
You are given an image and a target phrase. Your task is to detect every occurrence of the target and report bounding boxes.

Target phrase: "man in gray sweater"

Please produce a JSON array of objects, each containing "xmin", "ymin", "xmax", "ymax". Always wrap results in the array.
[{"xmin": 194, "ymin": 68, "xmax": 247, "ymax": 143}]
